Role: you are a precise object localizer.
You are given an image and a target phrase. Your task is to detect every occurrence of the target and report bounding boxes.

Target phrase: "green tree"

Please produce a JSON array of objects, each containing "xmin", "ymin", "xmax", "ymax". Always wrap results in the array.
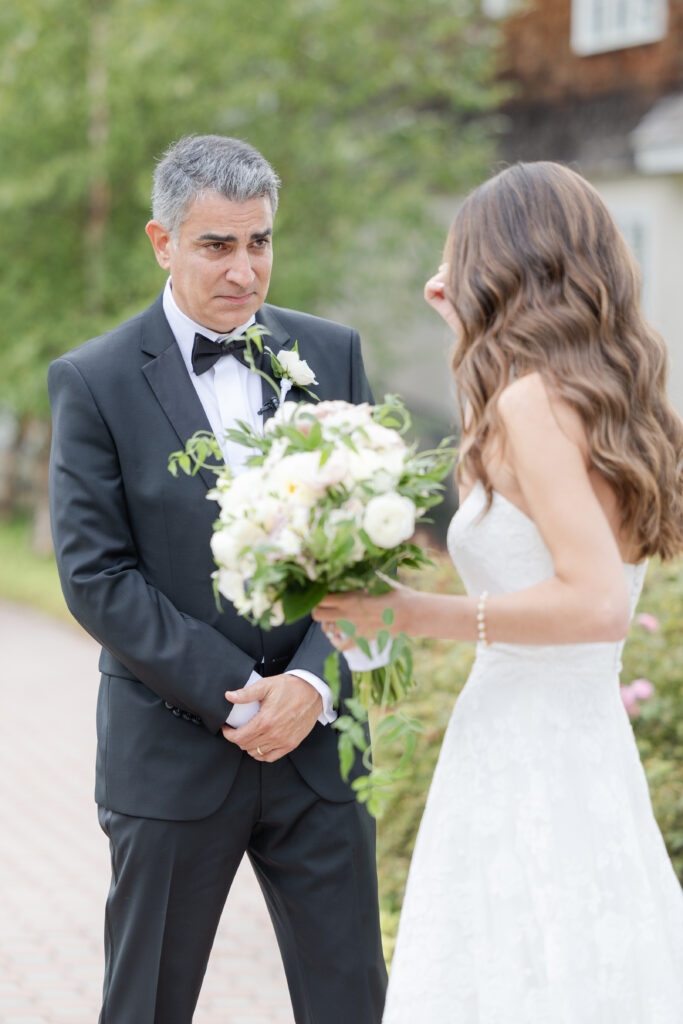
[{"xmin": 0, "ymin": 0, "xmax": 502, "ymax": 417}]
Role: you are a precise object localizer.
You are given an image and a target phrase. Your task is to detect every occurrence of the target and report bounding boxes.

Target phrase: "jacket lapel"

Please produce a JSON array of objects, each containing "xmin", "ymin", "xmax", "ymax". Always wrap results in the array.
[
  {"xmin": 255, "ymin": 304, "xmax": 296, "ymax": 426},
  {"xmin": 140, "ymin": 295, "xmax": 219, "ymax": 490}
]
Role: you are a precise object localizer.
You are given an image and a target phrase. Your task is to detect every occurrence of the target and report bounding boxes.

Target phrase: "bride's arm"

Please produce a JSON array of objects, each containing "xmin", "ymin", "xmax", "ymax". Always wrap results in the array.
[{"xmin": 314, "ymin": 373, "xmax": 632, "ymax": 646}]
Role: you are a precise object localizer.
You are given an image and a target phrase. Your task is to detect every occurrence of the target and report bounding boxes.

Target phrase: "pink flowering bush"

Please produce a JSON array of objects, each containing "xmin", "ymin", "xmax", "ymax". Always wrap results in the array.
[
  {"xmin": 620, "ymin": 678, "xmax": 655, "ymax": 717},
  {"xmin": 636, "ymin": 612, "xmax": 660, "ymax": 633}
]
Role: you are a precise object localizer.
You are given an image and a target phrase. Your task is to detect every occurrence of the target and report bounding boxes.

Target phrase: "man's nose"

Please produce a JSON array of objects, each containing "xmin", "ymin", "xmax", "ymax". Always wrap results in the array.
[{"xmin": 226, "ymin": 249, "xmax": 255, "ymax": 287}]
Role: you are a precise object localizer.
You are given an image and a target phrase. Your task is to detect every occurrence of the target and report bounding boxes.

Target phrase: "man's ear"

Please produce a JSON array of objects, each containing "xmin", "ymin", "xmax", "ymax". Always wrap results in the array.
[{"xmin": 145, "ymin": 220, "xmax": 173, "ymax": 270}]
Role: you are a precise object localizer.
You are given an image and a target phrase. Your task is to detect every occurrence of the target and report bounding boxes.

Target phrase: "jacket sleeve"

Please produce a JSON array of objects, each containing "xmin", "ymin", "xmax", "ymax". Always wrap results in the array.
[
  {"xmin": 350, "ymin": 329, "xmax": 375, "ymax": 405},
  {"xmin": 48, "ymin": 356, "xmax": 256, "ymax": 734}
]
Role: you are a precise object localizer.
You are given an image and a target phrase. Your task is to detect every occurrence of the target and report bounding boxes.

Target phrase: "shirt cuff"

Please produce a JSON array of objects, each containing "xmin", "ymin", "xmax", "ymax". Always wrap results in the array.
[
  {"xmin": 225, "ymin": 669, "xmax": 262, "ymax": 727},
  {"xmin": 342, "ymin": 637, "xmax": 392, "ymax": 672},
  {"xmin": 287, "ymin": 669, "xmax": 337, "ymax": 725}
]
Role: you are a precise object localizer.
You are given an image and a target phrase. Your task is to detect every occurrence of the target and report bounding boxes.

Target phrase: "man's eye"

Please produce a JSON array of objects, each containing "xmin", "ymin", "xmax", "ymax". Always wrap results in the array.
[{"xmin": 252, "ymin": 238, "xmax": 270, "ymax": 249}]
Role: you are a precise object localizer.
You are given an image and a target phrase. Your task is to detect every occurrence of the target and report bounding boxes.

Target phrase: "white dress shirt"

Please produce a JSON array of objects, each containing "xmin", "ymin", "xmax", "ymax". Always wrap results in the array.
[{"xmin": 162, "ymin": 279, "xmax": 336, "ymax": 726}]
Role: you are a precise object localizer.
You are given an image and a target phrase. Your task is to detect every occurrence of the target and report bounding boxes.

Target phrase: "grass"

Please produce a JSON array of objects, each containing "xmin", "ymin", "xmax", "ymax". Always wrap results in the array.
[{"xmin": 0, "ymin": 516, "xmax": 70, "ymax": 621}]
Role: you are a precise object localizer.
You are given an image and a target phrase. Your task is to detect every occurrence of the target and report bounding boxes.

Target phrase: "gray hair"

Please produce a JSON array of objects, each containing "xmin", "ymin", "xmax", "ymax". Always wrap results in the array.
[{"xmin": 151, "ymin": 134, "xmax": 281, "ymax": 235}]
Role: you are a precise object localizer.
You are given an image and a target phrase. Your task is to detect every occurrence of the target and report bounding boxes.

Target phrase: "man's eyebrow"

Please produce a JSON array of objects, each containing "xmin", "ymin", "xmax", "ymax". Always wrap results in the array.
[{"xmin": 196, "ymin": 228, "xmax": 273, "ymax": 242}]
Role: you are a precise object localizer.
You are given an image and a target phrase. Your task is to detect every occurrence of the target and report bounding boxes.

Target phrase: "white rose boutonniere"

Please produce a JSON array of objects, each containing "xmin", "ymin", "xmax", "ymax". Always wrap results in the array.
[
  {"xmin": 275, "ymin": 348, "xmax": 318, "ymax": 388},
  {"xmin": 269, "ymin": 343, "xmax": 318, "ymax": 404},
  {"xmin": 229, "ymin": 325, "xmax": 319, "ymax": 407}
]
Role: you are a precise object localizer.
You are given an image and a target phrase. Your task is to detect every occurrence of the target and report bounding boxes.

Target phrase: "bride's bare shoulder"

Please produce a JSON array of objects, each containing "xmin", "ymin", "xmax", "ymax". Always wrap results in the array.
[{"xmin": 496, "ymin": 372, "xmax": 588, "ymax": 457}]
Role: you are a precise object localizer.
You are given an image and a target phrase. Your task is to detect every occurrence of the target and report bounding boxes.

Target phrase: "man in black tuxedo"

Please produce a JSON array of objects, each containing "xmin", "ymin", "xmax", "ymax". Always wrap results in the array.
[{"xmin": 48, "ymin": 134, "xmax": 387, "ymax": 1024}]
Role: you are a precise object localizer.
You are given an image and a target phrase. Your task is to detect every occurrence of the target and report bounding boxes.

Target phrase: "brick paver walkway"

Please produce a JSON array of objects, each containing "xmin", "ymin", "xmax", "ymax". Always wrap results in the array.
[{"xmin": 0, "ymin": 600, "xmax": 294, "ymax": 1023}]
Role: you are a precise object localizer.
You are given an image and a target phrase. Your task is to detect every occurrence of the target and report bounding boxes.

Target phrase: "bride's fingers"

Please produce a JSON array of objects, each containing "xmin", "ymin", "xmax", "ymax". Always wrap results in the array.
[
  {"xmin": 424, "ymin": 274, "xmax": 447, "ymax": 302},
  {"xmin": 319, "ymin": 620, "xmax": 357, "ymax": 651},
  {"xmin": 313, "ymin": 595, "xmax": 350, "ymax": 619}
]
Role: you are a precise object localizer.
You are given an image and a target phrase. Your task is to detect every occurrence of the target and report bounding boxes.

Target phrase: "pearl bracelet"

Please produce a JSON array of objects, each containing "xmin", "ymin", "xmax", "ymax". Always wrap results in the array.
[{"xmin": 477, "ymin": 591, "xmax": 490, "ymax": 646}]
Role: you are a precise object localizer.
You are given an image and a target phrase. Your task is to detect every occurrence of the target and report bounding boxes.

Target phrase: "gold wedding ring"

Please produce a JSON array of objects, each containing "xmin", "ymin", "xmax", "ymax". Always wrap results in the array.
[{"xmin": 257, "ymin": 746, "xmax": 264, "ymax": 756}]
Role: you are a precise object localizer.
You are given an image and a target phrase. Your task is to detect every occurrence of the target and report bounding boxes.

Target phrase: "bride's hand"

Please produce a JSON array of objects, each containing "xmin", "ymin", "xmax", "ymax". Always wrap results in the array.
[
  {"xmin": 317, "ymin": 620, "xmax": 356, "ymax": 652},
  {"xmin": 424, "ymin": 263, "xmax": 460, "ymax": 333},
  {"xmin": 313, "ymin": 590, "xmax": 407, "ymax": 640}
]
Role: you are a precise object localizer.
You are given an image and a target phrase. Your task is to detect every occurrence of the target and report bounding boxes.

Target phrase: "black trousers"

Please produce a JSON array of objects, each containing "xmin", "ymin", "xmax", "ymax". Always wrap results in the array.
[{"xmin": 97, "ymin": 753, "xmax": 387, "ymax": 1024}]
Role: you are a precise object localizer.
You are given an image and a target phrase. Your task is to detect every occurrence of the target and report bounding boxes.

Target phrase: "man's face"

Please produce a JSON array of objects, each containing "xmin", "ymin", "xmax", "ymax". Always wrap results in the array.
[{"xmin": 146, "ymin": 192, "xmax": 273, "ymax": 332}]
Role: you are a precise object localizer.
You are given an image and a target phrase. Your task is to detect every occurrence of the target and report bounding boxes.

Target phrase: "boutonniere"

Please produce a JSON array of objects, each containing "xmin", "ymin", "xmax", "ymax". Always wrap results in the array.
[
  {"xmin": 239, "ymin": 324, "xmax": 319, "ymax": 411},
  {"xmin": 269, "ymin": 344, "xmax": 318, "ymax": 402}
]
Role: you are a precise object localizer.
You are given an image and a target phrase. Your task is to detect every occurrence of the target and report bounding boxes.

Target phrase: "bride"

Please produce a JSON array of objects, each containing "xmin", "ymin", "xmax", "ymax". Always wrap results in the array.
[{"xmin": 314, "ymin": 162, "xmax": 683, "ymax": 1022}]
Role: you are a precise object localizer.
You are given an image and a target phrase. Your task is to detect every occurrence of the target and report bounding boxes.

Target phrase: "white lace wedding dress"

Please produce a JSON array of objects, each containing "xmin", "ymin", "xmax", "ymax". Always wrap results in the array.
[{"xmin": 382, "ymin": 480, "xmax": 683, "ymax": 1024}]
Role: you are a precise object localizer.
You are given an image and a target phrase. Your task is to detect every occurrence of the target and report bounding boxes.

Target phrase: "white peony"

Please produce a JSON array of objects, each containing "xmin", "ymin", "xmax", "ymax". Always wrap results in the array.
[
  {"xmin": 265, "ymin": 401, "xmax": 300, "ymax": 432},
  {"xmin": 212, "ymin": 467, "xmax": 264, "ymax": 517},
  {"xmin": 272, "ymin": 523, "xmax": 304, "ymax": 558},
  {"xmin": 249, "ymin": 587, "xmax": 274, "ymax": 620},
  {"xmin": 253, "ymin": 495, "xmax": 285, "ymax": 534},
  {"xmin": 277, "ymin": 350, "xmax": 318, "ymax": 387},
  {"xmin": 357, "ymin": 421, "xmax": 406, "ymax": 452},
  {"xmin": 347, "ymin": 445, "xmax": 405, "ymax": 489},
  {"xmin": 210, "ymin": 529, "xmax": 239, "ymax": 567},
  {"xmin": 211, "ymin": 518, "xmax": 265, "ymax": 567},
  {"xmin": 262, "ymin": 436, "xmax": 290, "ymax": 469},
  {"xmin": 268, "ymin": 601, "xmax": 285, "ymax": 627},
  {"xmin": 215, "ymin": 568, "xmax": 247, "ymax": 605},
  {"xmin": 312, "ymin": 401, "xmax": 374, "ymax": 431},
  {"xmin": 363, "ymin": 492, "xmax": 416, "ymax": 548},
  {"xmin": 269, "ymin": 450, "xmax": 326, "ymax": 505},
  {"xmin": 315, "ymin": 447, "xmax": 351, "ymax": 488}
]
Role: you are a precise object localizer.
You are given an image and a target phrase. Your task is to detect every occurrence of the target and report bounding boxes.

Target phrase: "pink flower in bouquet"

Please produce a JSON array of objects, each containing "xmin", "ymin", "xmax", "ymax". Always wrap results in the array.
[
  {"xmin": 620, "ymin": 678, "xmax": 655, "ymax": 718},
  {"xmin": 636, "ymin": 612, "xmax": 660, "ymax": 632}
]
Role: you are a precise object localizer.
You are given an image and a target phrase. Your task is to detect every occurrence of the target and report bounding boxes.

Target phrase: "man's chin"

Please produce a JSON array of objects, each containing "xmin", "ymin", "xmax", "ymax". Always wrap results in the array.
[{"xmin": 209, "ymin": 296, "xmax": 261, "ymax": 331}]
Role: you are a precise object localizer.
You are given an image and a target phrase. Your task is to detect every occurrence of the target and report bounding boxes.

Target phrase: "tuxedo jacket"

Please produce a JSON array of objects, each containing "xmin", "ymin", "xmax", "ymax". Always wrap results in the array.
[{"xmin": 48, "ymin": 294, "xmax": 374, "ymax": 820}]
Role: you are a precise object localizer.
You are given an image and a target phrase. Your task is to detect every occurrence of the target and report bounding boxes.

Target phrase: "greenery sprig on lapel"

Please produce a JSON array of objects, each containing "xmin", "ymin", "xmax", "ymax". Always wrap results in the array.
[{"xmin": 240, "ymin": 323, "xmax": 319, "ymax": 404}]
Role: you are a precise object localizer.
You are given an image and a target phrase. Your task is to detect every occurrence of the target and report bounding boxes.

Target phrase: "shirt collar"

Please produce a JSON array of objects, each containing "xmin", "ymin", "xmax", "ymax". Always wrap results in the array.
[{"xmin": 162, "ymin": 278, "xmax": 257, "ymax": 373}]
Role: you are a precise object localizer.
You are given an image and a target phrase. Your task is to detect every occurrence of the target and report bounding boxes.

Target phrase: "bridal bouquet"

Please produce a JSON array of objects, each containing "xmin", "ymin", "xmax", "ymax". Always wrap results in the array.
[{"xmin": 168, "ymin": 327, "xmax": 455, "ymax": 813}]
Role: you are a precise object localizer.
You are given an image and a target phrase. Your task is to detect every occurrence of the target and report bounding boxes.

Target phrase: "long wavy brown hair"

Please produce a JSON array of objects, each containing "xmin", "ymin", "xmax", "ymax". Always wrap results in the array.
[{"xmin": 445, "ymin": 160, "xmax": 682, "ymax": 561}]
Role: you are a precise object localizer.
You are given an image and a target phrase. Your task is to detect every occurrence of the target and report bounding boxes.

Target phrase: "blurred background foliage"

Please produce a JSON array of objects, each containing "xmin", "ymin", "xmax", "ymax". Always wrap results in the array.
[{"xmin": 0, "ymin": 0, "xmax": 503, "ymax": 417}]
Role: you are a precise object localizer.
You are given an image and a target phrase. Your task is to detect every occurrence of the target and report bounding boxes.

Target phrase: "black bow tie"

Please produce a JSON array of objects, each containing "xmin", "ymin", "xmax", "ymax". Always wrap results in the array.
[{"xmin": 191, "ymin": 332, "xmax": 262, "ymax": 376}]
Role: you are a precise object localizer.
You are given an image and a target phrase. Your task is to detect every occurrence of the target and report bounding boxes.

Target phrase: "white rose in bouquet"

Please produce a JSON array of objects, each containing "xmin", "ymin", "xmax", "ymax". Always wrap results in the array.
[{"xmin": 363, "ymin": 492, "xmax": 416, "ymax": 548}]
